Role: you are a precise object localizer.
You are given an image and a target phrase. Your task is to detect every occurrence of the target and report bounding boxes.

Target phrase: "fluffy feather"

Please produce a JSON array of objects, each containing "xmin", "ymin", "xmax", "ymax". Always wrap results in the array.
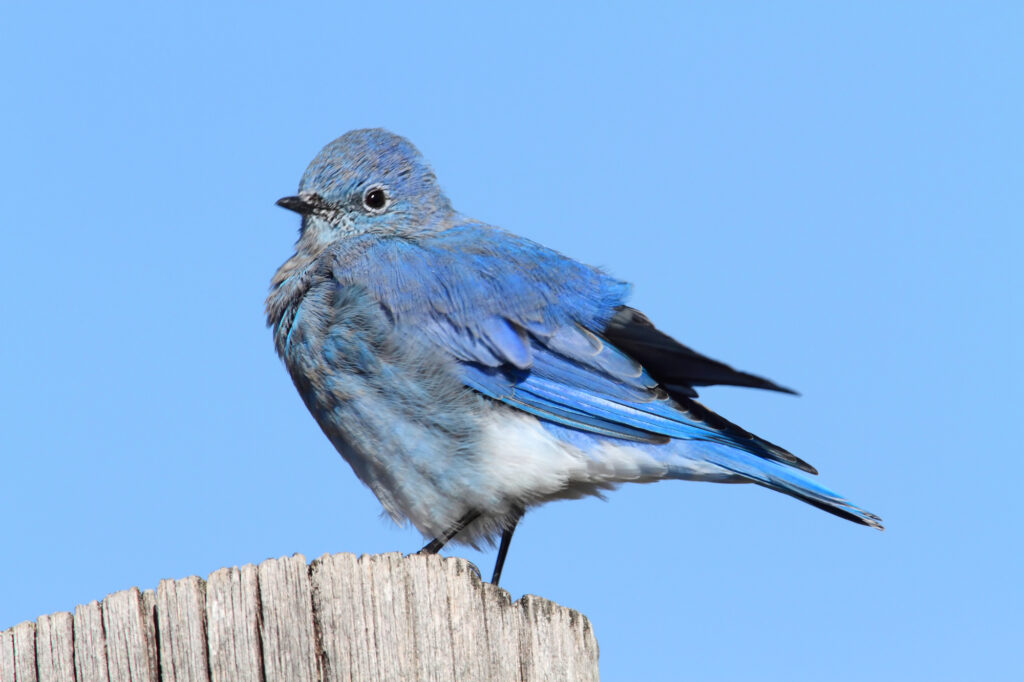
[{"xmin": 266, "ymin": 128, "xmax": 883, "ymax": 552}]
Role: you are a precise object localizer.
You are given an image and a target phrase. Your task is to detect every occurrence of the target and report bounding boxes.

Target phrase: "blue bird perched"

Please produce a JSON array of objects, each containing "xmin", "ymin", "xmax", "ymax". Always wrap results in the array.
[{"xmin": 266, "ymin": 129, "xmax": 882, "ymax": 584}]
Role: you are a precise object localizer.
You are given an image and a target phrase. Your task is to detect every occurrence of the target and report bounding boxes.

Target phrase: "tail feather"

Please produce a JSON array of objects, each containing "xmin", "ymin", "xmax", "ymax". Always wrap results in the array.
[{"xmin": 691, "ymin": 445, "xmax": 884, "ymax": 530}]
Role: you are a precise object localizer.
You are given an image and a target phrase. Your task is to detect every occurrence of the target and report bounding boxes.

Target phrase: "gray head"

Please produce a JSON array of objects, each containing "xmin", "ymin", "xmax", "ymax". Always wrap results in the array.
[{"xmin": 277, "ymin": 129, "xmax": 454, "ymax": 251}]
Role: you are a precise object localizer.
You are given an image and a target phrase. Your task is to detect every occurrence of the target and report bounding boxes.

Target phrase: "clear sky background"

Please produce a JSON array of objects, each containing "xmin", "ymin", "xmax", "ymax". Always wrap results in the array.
[{"xmin": 2, "ymin": 3, "xmax": 1021, "ymax": 680}]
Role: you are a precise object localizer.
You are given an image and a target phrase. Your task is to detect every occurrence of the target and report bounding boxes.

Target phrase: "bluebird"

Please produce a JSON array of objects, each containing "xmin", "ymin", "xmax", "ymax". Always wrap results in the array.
[{"xmin": 266, "ymin": 129, "xmax": 882, "ymax": 585}]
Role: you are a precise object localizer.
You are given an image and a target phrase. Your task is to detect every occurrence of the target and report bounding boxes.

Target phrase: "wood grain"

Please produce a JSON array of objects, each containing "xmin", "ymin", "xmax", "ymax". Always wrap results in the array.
[
  {"xmin": 73, "ymin": 600, "xmax": 108, "ymax": 682},
  {"xmin": 2, "ymin": 553, "xmax": 599, "ymax": 681},
  {"xmin": 13, "ymin": 621, "xmax": 37, "ymax": 682},
  {"xmin": 206, "ymin": 565, "xmax": 262, "ymax": 682},
  {"xmin": 257, "ymin": 554, "xmax": 319, "ymax": 682},
  {"xmin": 35, "ymin": 611, "xmax": 75, "ymax": 682},
  {"xmin": 156, "ymin": 576, "xmax": 209, "ymax": 682},
  {"xmin": 102, "ymin": 587, "xmax": 158, "ymax": 682}
]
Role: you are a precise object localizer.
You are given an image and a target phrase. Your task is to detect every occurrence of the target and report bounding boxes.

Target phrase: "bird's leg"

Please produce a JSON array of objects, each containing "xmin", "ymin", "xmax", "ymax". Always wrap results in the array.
[
  {"xmin": 417, "ymin": 510, "xmax": 481, "ymax": 555},
  {"xmin": 490, "ymin": 509, "xmax": 523, "ymax": 586}
]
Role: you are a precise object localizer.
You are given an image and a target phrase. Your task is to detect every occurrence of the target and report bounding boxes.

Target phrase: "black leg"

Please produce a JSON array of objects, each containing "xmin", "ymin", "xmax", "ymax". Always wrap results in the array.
[
  {"xmin": 417, "ymin": 510, "xmax": 480, "ymax": 555},
  {"xmin": 491, "ymin": 511, "xmax": 522, "ymax": 586}
]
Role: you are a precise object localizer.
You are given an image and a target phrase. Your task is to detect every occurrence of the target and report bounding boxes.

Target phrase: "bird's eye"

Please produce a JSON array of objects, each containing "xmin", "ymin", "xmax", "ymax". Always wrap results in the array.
[{"xmin": 362, "ymin": 186, "xmax": 389, "ymax": 212}]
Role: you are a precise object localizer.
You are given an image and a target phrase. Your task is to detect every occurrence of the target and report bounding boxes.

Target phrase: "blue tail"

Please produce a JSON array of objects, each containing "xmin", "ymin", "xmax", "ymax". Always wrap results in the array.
[{"xmin": 690, "ymin": 445, "xmax": 884, "ymax": 529}]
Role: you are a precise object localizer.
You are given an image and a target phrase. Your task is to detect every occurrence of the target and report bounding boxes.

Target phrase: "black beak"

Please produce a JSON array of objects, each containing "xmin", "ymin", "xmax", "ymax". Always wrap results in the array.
[{"xmin": 276, "ymin": 195, "xmax": 314, "ymax": 215}]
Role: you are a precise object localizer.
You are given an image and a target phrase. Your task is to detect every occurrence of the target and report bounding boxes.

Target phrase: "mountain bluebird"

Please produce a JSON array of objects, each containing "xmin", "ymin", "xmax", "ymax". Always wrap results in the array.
[{"xmin": 267, "ymin": 129, "xmax": 882, "ymax": 584}]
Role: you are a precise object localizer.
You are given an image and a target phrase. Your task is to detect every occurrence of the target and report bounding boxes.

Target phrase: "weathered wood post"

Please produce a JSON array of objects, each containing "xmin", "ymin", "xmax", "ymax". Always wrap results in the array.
[{"xmin": 0, "ymin": 552, "xmax": 599, "ymax": 682}]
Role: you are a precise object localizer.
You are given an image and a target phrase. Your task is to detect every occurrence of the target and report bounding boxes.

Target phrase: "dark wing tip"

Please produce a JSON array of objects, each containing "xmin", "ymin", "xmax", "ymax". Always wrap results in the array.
[
  {"xmin": 801, "ymin": 497, "xmax": 885, "ymax": 530},
  {"xmin": 747, "ymin": 377, "xmax": 800, "ymax": 396},
  {"xmin": 707, "ymin": 371, "xmax": 800, "ymax": 396},
  {"xmin": 603, "ymin": 306, "xmax": 800, "ymax": 396},
  {"xmin": 771, "ymin": 448, "xmax": 818, "ymax": 476},
  {"xmin": 677, "ymin": 396, "xmax": 819, "ymax": 475}
]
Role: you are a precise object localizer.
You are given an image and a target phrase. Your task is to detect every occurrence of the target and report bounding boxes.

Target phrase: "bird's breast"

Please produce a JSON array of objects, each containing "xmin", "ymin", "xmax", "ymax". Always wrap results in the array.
[{"xmin": 273, "ymin": 280, "xmax": 498, "ymax": 527}]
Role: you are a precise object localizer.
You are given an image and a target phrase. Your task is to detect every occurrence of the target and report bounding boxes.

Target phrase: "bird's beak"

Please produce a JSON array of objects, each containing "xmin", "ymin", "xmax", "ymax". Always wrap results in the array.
[{"xmin": 276, "ymin": 195, "xmax": 314, "ymax": 215}]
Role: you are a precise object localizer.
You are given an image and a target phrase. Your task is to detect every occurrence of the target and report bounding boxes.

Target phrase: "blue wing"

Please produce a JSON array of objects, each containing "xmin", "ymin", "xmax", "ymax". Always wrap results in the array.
[
  {"xmin": 329, "ymin": 222, "xmax": 814, "ymax": 473},
  {"xmin": 461, "ymin": 325, "xmax": 814, "ymax": 472}
]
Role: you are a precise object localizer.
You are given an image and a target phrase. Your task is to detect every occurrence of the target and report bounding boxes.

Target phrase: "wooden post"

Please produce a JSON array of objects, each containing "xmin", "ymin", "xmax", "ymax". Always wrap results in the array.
[{"xmin": 0, "ymin": 553, "xmax": 599, "ymax": 681}]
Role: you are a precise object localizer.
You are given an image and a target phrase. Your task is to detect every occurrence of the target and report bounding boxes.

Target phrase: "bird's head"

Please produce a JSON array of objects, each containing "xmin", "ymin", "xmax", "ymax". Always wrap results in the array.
[{"xmin": 277, "ymin": 128, "xmax": 453, "ymax": 252}]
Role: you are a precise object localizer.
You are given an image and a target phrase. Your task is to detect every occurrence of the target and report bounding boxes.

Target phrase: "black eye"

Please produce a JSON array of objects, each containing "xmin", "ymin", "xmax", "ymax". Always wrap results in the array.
[{"xmin": 362, "ymin": 187, "xmax": 388, "ymax": 212}]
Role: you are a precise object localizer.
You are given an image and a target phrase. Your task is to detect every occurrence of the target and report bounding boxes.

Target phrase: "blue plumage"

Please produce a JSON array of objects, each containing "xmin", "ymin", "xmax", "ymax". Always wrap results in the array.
[{"xmin": 266, "ymin": 129, "xmax": 882, "ymax": 582}]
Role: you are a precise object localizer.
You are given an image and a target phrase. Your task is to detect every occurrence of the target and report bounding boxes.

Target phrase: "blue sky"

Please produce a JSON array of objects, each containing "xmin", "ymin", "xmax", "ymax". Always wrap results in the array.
[{"xmin": 2, "ymin": 3, "xmax": 1021, "ymax": 680}]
